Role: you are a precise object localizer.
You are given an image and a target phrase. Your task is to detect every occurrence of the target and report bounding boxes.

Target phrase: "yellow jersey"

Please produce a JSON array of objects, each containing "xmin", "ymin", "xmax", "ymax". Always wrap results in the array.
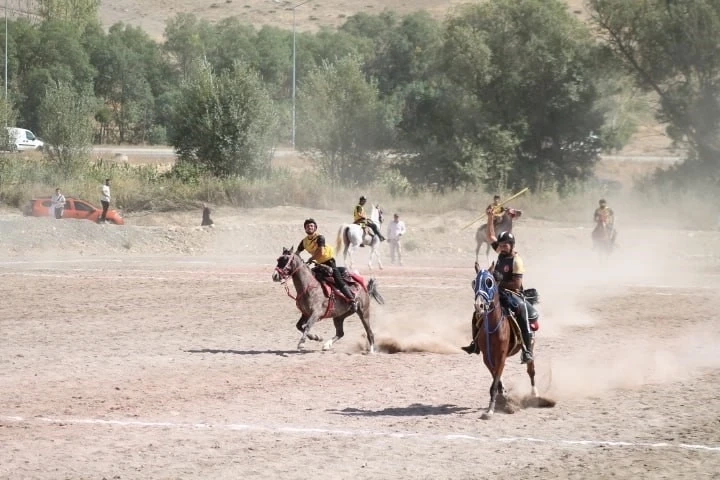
[
  {"xmin": 301, "ymin": 234, "xmax": 335, "ymax": 264},
  {"xmin": 353, "ymin": 204, "xmax": 367, "ymax": 223}
]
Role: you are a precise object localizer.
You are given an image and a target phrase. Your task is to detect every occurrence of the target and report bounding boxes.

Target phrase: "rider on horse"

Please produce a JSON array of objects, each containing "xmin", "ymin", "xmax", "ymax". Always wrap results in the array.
[
  {"xmin": 354, "ymin": 196, "xmax": 386, "ymax": 243},
  {"xmin": 463, "ymin": 206, "xmax": 539, "ymax": 364},
  {"xmin": 593, "ymin": 198, "xmax": 617, "ymax": 243},
  {"xmin": 297, "ymin": 218, "xmax": 358, "ymax": 312},
  {"xmin": 487, "ymin": 194, "xmax": 506, "ymax": 223}
]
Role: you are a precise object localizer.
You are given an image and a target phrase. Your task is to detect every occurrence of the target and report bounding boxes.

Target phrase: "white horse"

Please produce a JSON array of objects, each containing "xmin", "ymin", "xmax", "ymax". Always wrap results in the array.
[{"xmin": 335, "ymin": 204, "xmax": 384, "ymax": 271}]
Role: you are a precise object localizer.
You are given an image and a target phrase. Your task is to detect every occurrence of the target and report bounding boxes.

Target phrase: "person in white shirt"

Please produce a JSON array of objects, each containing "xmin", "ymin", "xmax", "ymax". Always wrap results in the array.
[
  {"xmin": 99, "ymin": 178, "xmax": 111, "ymax": 223},
  {"xmin": 51, "ymin": 187, "xmax": 66, "ymax": 219},
  {"xmin": 386, "ymin": 213, "xmax": 407, "ymax": 265}
]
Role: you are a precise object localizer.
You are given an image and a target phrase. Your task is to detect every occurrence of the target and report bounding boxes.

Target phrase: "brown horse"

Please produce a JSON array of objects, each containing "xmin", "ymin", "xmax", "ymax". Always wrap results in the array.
[
  {"xmin": 475, "ymin": 209, "xmax": 522, "ymax": 264},
  {"xmin": 471, "ymin": 265, "xmax": 537, "ymax": 419},
  {"xmin": 592, "ymin": 220, "xmax": 617, "ymax": 258},
  {"xmin": 272, "ymin": 247, "xmax": 384, "ymax": 353}
]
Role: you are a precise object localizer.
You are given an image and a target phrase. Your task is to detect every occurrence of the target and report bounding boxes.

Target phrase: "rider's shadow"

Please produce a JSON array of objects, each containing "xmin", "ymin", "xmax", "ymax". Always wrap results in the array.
[
  {"xmin": 185, "ymin": 348, "xmax": 313, "ymax": 357},
  {"xmin": 328, "ymin": 403, "xmax": 472, "ymax": 417}
]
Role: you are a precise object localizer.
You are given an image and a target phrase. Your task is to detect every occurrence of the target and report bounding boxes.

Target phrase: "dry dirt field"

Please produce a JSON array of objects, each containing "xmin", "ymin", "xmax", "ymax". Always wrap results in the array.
[{"xmin": 2, "ymin": 204, "xmax": 720, "ymax": 479}]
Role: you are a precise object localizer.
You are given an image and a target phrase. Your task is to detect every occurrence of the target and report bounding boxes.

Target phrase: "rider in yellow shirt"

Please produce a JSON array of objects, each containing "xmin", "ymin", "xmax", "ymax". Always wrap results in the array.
[
  {"xmin": 353, "ymin": 196, "xmax": 385, "ymax": 242},
  {"xmin": 297, "ymin": 218, "xmax": 357, "ymax": 312}
]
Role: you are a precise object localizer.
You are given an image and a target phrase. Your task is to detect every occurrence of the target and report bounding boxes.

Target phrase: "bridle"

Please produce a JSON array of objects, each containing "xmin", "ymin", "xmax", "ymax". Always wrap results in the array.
[{"xmin": 274, "ymin": 253, "xmax": 301, "ymax": 282}]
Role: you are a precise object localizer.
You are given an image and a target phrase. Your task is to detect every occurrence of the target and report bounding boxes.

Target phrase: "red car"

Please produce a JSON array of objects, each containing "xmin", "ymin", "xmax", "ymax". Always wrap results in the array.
[{"xmin": 23, "ymin": 197, "xmax": 125, "ymax": 225}]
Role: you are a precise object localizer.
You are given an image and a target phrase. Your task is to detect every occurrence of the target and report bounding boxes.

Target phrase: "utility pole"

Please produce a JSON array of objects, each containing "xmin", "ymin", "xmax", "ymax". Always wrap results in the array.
[{"xmin": 291, "ymin": 0, "xmax": 311, "ymax": 149}]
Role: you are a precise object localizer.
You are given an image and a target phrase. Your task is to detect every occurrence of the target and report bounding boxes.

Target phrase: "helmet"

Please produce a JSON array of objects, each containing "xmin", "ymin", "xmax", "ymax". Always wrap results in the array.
[
  {"xmin": 359, "ymin": 195, "xmax": 367, "ymax": 202},
  {"xmin": 303, "ymin": 218, "xmax": 317, "ymax": 228},
  {"xmin": 599, "ymin": 198, "xmax": 607, "ymax": 205},
  {"xmin": 497, "ymin": 231, "xmax": 515, "ymax": 247}
]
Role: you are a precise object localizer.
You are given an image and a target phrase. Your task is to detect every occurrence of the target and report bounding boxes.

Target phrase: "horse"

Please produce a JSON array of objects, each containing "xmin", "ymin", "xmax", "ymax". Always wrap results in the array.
[
  {"xmin": 336, "ymin": 204, "xmax": 384, "ymax": 271},
  {"xmin": 272, "ymin": 247, "xmax": 384, "ymax": 353},
  {"xmin": 475, "ymin": 209, "xmax": 522, "ymax": 265},
  {"xmin": 592, "ymin": 220, "xmax": 617, "ymax": 259},
  {"xmin": 471, "ymin": 265, "xmax": 538, "ymax": 419}
]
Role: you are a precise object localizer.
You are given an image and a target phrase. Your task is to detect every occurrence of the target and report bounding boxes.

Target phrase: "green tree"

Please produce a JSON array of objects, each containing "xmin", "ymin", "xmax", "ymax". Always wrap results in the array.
[
  {"xmin": 296, "ymin": 55, "xmax": 394, "ymax": 185},
  {"xmin": 38, "ymin": 81, "xmax": 96, "ymax": 172},
  {"xmin": 169, "ymin": 60, "xmax": 278, "ymax": 178},
  {"xmin": 399, "ymin": 0, "xmax": 605, "ymax": 191},
  {"xmin": 589, "ymin": 0, "xmax": 720, "ymax": 176}
]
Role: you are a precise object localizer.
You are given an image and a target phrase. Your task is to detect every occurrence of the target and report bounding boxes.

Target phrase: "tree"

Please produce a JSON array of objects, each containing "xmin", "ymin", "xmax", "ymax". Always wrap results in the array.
[
  {"xmin": 38, "ymin": 81, "xmax": 96, "ymax": 172},
  {"xmin": 588, "ymin": 0, "xmax": 720, "ymax": 177},
  {"xmin": 399, "ymin": 0, "xmax": 605, "ymax": 191},
  {"xmin": 169, "ymin": 60, "xmax": 279, "ymax": 178},
  {"xmin": 296, "ymin": 55, "xmax": 394, "ymax": 186}
]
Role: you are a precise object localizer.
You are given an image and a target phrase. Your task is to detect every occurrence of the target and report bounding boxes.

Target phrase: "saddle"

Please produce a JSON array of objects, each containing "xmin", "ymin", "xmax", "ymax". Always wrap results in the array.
[{"xmin": 311, "ymin": 265, "xmax": 367, "ymax": 299}]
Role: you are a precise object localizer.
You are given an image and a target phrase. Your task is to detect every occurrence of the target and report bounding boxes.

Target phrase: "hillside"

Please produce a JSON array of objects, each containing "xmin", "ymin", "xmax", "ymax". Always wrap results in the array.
[{"xmin": 99, "ymin": 0, "xmax": 590, "ymax": 40}]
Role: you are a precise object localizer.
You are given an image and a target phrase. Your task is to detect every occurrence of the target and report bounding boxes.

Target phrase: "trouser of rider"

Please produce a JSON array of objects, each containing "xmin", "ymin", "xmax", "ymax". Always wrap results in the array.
[
  {"xmin": 363, "ymin": 220, "xmax": 383, "ymax": 239},
  {"xmin": 322, "ymin": 259, "xmax": 355, "ymax": 301},
  {"xmin": 503, "ymin": 291, "xmax": 534, "ymax": 353}
]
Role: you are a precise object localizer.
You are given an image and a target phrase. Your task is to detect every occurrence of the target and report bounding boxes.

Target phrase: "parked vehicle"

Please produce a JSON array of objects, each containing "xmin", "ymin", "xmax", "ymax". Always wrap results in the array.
[
  {"xmin": 5, "ymin": 127, "xmax": 44, "ymax": 151},
  {"xmin": 23, "ymin": 197, "xmax": 124, "ymax": 225}
]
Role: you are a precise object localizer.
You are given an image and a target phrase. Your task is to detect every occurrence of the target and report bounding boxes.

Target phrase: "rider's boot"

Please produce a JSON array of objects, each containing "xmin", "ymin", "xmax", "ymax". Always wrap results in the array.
[
  {"xmin": 461, "ymin": 315, "xmax": 479, "ymax": 354},
  {"xmin": 513, "ymin": 301, "xmax": 534, "ymax": 364},
  {"xmin": 340, "ymin": 285, "xmax": 358, "ymax": 312}
]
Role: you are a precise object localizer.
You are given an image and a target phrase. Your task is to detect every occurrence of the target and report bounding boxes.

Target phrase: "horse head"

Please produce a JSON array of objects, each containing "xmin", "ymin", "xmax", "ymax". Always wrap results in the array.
[
  {"xmin": 472, "ymin": 269, "xmax": 499, "ymax": 315},
  {"xmin": 272, "ymin": 246, "xmax": 301, "ymax": 282}
]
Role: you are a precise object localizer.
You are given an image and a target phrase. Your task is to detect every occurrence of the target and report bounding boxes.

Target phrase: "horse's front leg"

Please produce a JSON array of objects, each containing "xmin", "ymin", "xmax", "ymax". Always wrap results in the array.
[
  {"xmin": 297, "ymin": 313, "xmax": 322, "ymax": 350},
  {"xmin": 482, "ymin": 376, "xmax": 501, "ymax": 420}
]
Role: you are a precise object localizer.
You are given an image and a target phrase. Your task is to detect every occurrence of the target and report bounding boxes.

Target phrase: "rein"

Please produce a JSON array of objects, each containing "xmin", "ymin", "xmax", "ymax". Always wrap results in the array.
[
  {"xmin": 276, "ymin": 255, "xmax": 337, "ymax": 318},
  {"xmin": 477, "ymin": 293, "xmax": 504, "ymax": 370}
]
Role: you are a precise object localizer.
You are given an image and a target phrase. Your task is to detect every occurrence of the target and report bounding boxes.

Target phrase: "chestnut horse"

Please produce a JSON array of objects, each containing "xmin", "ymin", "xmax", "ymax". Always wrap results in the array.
[
  {"xmin": 472, "ymin": 265, "xmax": 537, "ymax": 419},
  {"xmin": 272, "ymin": 247, "xmax": 384, "ymax": 353},
  {"xmin": 592, "ymin": 220, "xmax": 617, "ymax": 259}
]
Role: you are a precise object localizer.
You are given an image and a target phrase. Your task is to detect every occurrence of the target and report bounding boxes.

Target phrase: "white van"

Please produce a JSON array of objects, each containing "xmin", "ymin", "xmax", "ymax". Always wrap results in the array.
[{"xmin": 5, "ymin": 127, "xmax": 44, "ymax": 151}]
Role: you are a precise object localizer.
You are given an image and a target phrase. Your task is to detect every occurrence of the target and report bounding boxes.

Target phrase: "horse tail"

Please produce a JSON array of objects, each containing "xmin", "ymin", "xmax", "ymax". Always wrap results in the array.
[
  {"xmin": 336, "ymin": 225, "xmax": 345, "ymax": 253},
  {"xmin": 367, "ymin": 278, "xmax": 385, "ymax": 305}
]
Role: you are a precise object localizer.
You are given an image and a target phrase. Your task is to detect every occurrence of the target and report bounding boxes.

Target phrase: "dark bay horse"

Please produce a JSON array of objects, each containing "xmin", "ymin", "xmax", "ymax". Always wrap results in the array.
[
  {"xmin": 472, "ymin": 265, "xmax": 537, "ymax": 419},
  {"xmin": 475, "ymin": 209, "xmax": 522, "ymax": 264},
  {"xmin": 272, "ymin": 247, "xmax": 384, "ymax": 353},
  {"xmin": 592, "ymin": 220, "xmax": 617, "ymax": 259}
]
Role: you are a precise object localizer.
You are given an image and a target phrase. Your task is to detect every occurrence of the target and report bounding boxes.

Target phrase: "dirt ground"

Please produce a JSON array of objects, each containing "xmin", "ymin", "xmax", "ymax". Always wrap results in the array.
[{"xmin": 1, "ymin": 205, "xmax": 720, "ymax": 479}]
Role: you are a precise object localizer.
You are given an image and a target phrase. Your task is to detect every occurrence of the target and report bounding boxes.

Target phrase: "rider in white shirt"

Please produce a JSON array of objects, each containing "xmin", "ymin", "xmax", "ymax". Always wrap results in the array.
[{"xmin": 386, "ymin": 213, "xmax": 407, "ymax": 265}]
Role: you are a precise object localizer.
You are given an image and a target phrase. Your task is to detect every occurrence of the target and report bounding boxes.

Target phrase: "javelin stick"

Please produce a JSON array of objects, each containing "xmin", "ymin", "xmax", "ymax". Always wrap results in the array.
[{"xmin": 461, "ymin": 187, "xmax": 529, "ymax": 230}]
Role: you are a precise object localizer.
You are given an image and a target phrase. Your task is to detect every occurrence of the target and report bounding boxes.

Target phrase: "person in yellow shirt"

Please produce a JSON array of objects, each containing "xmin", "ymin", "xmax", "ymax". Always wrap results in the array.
[
  {"xmin": 297, "ymin": 218, "xmax": 357, "ymax": 312},
  {"xmin": 353, "ymin": 196, "xmax": 385, "ymax": 242}
]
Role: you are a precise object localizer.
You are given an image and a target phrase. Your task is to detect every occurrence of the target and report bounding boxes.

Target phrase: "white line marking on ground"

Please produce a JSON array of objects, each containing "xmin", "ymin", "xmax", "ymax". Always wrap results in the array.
[{"xmin": 1, "ymin": 415, "xmax": 718, "ymax": 453}]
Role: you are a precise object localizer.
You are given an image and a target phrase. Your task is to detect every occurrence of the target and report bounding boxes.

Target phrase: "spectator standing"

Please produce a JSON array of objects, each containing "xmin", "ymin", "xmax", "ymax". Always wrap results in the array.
[
  {"xmin": 99, "ymin": 179, "xmax": 111, "ymax": 223},
  {"xmin": 387, "ymin": 213, "xmax": 407, "ymax": 265},
  {"xmin": 51, "ymin": 187, "xmax": 66, "ymax": 219}
]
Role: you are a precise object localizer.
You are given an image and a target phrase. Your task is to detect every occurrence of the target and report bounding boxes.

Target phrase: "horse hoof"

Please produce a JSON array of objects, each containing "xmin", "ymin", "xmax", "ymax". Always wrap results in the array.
[
  {"xmin": 322, "ymin": 340, "xmax": 334, "ymax": 351},
  {"xmin": 368, "ymin": 344, "xmax": 376, "ymax": 354},
  {"xmin": 481, "ymin": 412, "xmax": 493, "ymax": 420}
]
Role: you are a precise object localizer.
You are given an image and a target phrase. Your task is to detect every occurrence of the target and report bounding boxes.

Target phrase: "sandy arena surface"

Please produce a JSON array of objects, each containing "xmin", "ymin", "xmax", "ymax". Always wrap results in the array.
[{"xmin": 1, "ymin": 205, "xmax": 720, "ymax": 479}]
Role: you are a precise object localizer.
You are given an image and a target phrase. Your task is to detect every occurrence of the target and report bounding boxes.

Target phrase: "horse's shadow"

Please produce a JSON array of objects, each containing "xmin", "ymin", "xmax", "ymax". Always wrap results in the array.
[
  {"xmin": 185, "ymin": 348, "xmax": 312, "ymax": 357},
  {"xmin": 329, "ymin": 403, "xmax": 472, "ymax": 417}
]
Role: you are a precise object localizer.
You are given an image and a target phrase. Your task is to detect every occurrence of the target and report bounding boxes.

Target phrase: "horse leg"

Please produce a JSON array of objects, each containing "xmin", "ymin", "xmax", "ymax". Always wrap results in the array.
[
  {"xmin": 369, "ymin": 243, "xmax": 383, "ymax": 271},
  {"xmin": 482, "ymin": 354, "xmax": 508, "ymax": 419},
  {"xmin": 482, "ymin": 374, "xmax": 501, "ymax": 420},
  {"xmin": 296, "ymin": 315, "xmax": 322, "ymax": 342},
  {"xmin": 297, "ymin": 313, "xmax": 321, "ymax": 350},
  {"xmin": 527, "ymin": 359, "xmax": 538, "ymax": 397},
  {"xmin": 323, "ymin": 313, "xmax": 352, "ymax": 351},
  {"xmin": 355, "ymin": 300, "xmax": 376, "ymax": 354}
]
